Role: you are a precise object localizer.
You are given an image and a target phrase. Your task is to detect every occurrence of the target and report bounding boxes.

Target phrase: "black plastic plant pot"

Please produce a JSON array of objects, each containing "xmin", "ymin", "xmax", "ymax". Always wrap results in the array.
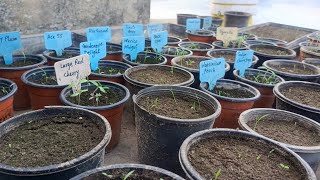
[
  {"xmin": 161, "ymin": 46, "xmax": 193, "ymax": 65},
  {"xmin": 224, "ymin": 11, "xmax": 251, "ymax": 28},
  {"xmin": 186, "ymin": 29, "xmax": 216, "ymax": 44},
  {"xmin": 239, "ymin": 108, "xmax": 320, "ymax": 171},
  {"xmin": 249, "ymin": 44, "xmax": 297, "ymax": 68},
  {"xmin": 178, "ymin": 42, "xmax": 214, "ymax": 56},
  {"xmin": 300, "ymin": 46, "xmax": 320, "ymax": 60},
  {"xmin": 122, "ymin": 52, "xmax": 167, "ymax": 66},
  {"xmin": 263, "ymin": 59, "xmax": 320, "ymax": 82},
  {"xmin": 21, "ymin": 66, "xmax": 67, "ymax": 110},
  {"xmin": 177, "ymin": 13, "xmax": 198, "ymax": 25},
  {"xmin": 101, "ymin": 42, "xmax": 123, "ymax": 62},
  {"xmin": 0, "ymin": 78, "xmax": 17, "ymax": 122},
  {"xmin": 274, "ymin": 81, "xmax": 320, "ymax": 122},
  {"xmin": 303, "ymin": 58, "xmax": 320, "ymax": 68},
  {"xmin": 89, "ymin": 60, "xmax": 132, "ymax": 85},
  {"xmin": 179, "ymin": 129, "xmax": 316, "ymax": 180},
  {"xmin": 307, "ymin": 32, "xmax": 320, "ymax": 43},
  {"xmin": 133, "ymin": 85, "xmax": 221, "ymax": 175},
  {"xmin": 0, "ymin": 106, "xmax": 111, "ymax": 180},
  {"xmin": 60, "ymin": 80, "xmax": 130, "ymax": 151},
  {"xmin": 168, "ymin": 36, "xmax": 182, "ymax": 46},
  {"xmin": 171, "ymin": 55, "xmax": 230, "ymax": 88},
  {"xmin": 245, "ymin": 40, "xmax": 277, "ymax": 46},
  {"xmin": 207, "ymin": 49, "xmax": 259, "ymax": 79},
  {"xmin": 212, "ymin": 40, "xmax": 249, "ymax": 51},
  {"xmin": 43, "ymin": 49, "xmax": 80, "ymax": 66},
  {"xmin": 257, "ymin": 37, "xmax": 288, "ymax": 47},
  {"xmin": 70, "ymin": 164, "xmax": 185, "ymax": 180}
]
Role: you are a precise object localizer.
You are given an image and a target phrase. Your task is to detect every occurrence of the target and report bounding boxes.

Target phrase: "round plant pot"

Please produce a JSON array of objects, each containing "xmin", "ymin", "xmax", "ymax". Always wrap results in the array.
[
  {"xmin": 212, "ymin": 40, "xmax": 249, "ymax": 51},
  {"xmin": 171, "ymin": 55, "xmax": 230, "ymax": 88},
  {"xmin": 186, "ymin": 29, "xmax": 216, "ymax": 44},
  {"xmin": 200, "ymin": 79, "xmax": 260, "ymax": 128},
  {"xmin": 177, "ymin": 13, "xmax": 198, "ymax": 25},
  {"xmin": 0, "ymin": 106, "xmax": 111, "ymax": 180},
  {"xmin": 43, "ymin": 50, "xmax": 80, "ymax": 66},
  {"xmin": 239, "ymin": 108, "xmax": 320, "ymax": 172},
  {"xmin": 274, "ymin": 81, "xmax": 320, "ymax": 122},
  {"xmin": 89, "ymin": 60, "xmax": 132, "ymax": 85},
  {"xmin": 179, "ymin": 129, "xmax": 316, "ymax": 180},
  {"xmin": 0, "ymin": 78, "xmax": 17, "ymax": 122},
  {"xmin": 263, "ymin": 59, "xmax": 320, "ymax": 82},
  {"xmin": 160, "ymin": 46, "xmax": 193, "ymax": 65},
  {"xmin": 0, "ymin": 55, "xmax": 47, "ymax": 110},
  {"xmin": 21, "ymin": 66, "xmax": 66, "ymax": 110},
  {"xmin": 178, "ymin": 42, "xmax": 214, "ymax": 56},
  {"xmin": 133, "ymin": 85, "xmax": 221, "ymax": 175},
  {"xmin": 168, "ymin": 36, "xmax": 182, "ymax": 47},
  {"xmin": 303, "ymin": 58, "xmax": 320, "ymax": 68},
  {"xmin": 307, "ymin": 32, "xmax": 320, "ymax": 43},
  {"xmin": 238, "ymin": 32, "xmax": 257, "ymax": 41},
  {"xmin": 300, "ymin": 46, "xmax": 320, "ymax": 61},
  {"xmin": 60, "ymin": 80, "xmax": 130, "ymax": 151},
  {"xmin": 257, "ymin": 37, "xmax": 288, "ymax": 47},
  {"xmin": 207, "ymin": 49, "xmax": 259, "ymax": 79},
  {"xmin": 197, "ymin": 15, "xmax": 223, "ymax": 28},
  {"xmin": 70, "ymin": 164, "xmax": 184, "ymax": 180},
  {"xmin": 124, "ymin": 65, "xmax": 195, "ymax": 125},
  {"xmin": 249, "ymin": 44, "xmax": 297, "ymax": 68},
  {"xmin": 101, "ymin": 42, "xmax": 123, "ymax": 62},
  {"xmin": 299, "ymin": 43, "xmax": 320, "ymax": 61},
  {"xmin": 224, "ymin": 11, "xmax": 251, "ymax": 28},
  {"xmin": 233, "ymin": 68, "xmax": 284, "ymax": 108},
  {"xmin": 122, "ymin": 52, "xmax": 167, "ymax": 66},
  {"xmin": 245, "ymin": 40, "xmax": 277, "ymax": 46}
]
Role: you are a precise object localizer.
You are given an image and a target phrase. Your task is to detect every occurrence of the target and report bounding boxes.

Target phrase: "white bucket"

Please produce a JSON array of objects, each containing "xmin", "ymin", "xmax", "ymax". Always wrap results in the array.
[{"xmin": 211, "ymin": 0, "xmax": 258, "ymax": 16}]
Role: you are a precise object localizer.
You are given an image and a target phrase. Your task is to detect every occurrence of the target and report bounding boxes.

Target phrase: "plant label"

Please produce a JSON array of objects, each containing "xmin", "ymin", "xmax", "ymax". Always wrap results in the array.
[
  {"xmin": 80, "ymin": 40, "xmax": 107, "ymax": 71},
  {"xmin": 147, "ymin": 24, "xmax": 163, "ymax": 38},
  {"xmin": 216, "ymin": 27, "xmax": 238, "ymax": 45},
  {"xmin": 44, "ymin": 30, "xmax": 72, "ymax": 56},
  {"xmin": 234, "ymin": 50, "xmax": 254, "ymax": 77},
  {"xmin": 86, "ymin": 26, "xmax": 111, "ymax": 42},
  {"xmin": 54, "ymin": 54, "xmax": 91, "ymax": 93},
  {"xmin": 123, "ymin": 23, "xmax": 144, "ymax": 37},
  {"xmin": 202, "ymin": 17, "xmax": 212, "ymax": 29},
  {"xmin": 151, "ymin": 31, "xmax": 168, "ymax": 53},
  {"xmin": 186, "ymin": 19, "xmax": 201, "ymax": 33},
  {"xmin": 200, "ymin": 58, "xmax": 226, "ymax": 90},
  {"xmin": 122, "ymin": 36, "xmax": 145, "ymax": 61},
  {"xmin": 0, "ymin": 31, "xmax": 22, "ymax": 65}
]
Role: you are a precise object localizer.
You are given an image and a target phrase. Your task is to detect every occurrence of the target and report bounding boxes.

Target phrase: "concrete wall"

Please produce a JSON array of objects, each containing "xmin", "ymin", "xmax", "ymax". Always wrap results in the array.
[{"xmin": 0, "ymin": 0, "xmax": 150, "ymax": 35}]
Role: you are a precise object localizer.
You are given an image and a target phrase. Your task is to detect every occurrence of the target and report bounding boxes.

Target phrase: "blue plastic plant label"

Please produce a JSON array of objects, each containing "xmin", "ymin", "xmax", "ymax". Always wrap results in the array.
[
  {"xmin": 80, "ymin": 40, "xmax": 107, "ymax": 71},
  {"xmin": 234, "ymin": 50, "xmax": 254, "ymax": 77},
  {"xmin": 147, "ymin": 24, "xmax": 163, "ymax": 38},
  {"xmin": 151, "ymin": 31, "xmax": 168, "ymax": 53},
  {"xmin": 0, "ymin": 31, "xmax": 22, "ymax": 65},
  {"xmin": 123, "ymin": 23, "xmax": 144, "ymax": 37},
  {"xmin": 186, "ymin": 18, "xmax": 201, "ymax": 33},
  {"xmin": 122, "ymin": 36, "xmax": 145, "ymax": 61},
  {"xmin": 202, "ymin": 17, "xmax": 212, "ymax": 29},
  {"xmin": 86, "ymin": 26, "xmax": 111, "ymax": 42},
  {"xmin": 200, "ymin": 58, "xmax": 226, "ymax": 90},
  {"xmin": 44, "ymin": 30, "xmax": 72, "ymax": 56}
]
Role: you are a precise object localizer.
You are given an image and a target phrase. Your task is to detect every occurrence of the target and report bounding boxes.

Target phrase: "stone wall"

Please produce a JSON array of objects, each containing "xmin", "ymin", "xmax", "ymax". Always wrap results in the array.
[{"xmin": 0, "ymin": 0, "xmax": 150, "ymax": 35}]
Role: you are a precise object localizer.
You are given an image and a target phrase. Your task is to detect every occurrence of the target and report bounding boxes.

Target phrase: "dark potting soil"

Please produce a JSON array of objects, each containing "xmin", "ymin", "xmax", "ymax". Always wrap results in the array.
[
  {"xmin": 66, "ymin": 88, "xmax": 123, "ymax": 107},
  {"xmin": 209, "ymin": 52, "xmax": 235, "ymax": 62},
  {"xmin": 183, "ymin": 43, "xmax": 212, "ymax": 50},
  {"xmin": 282, "ymin": 86, "xmax": 320, "ymax": 109},
  {"xmin": 0, "ymin": 115, "xmax": 104, "ymax": 167},
  {"xmin": 178, "ymin": 57, "xmax": 208, "ymax": 69},
  {"xmin": 162, "ymin": 48, "xmax": 190, "ymax": 56},
  {"xmin": 211, "ymin": 85, "xmax": 255, "ymax": 98},
  {"xmin": 94, "ymin": 67, "xmax": 124, "ymax": 75},
  {"xmin": 138, "ymin": 95, "xmax": 212, "ymax": 119},
  {"xmin": 134, "ymin": 55, "xmax": 163, "ymax": 64},
  {"xmin": 188, "ymin": 137, "xmax": 306, "ymax": 180},
  {"xmin": 247, "ymin": 116, "xmax": 320, "ymax": 146},
  {"xmin": 252, "ymin": 47, "xmax": 290, "ymax": 56},
  {"xmin": 268, "ymin": 64, "xmax": 317, "ymax": 75},
  {"xmin": 84, "ymin": 169, "xmax": 172, "ymax": 180},
  {"xmin": 220, "ymin": 41, "xmax": 246, "ymax": 49},
  {"xmin": 29, "ymin": 74, "xmax": 58, "ymax": 85},
  {"xmin": 49, "ymin": 51, "xmax": 78, "ymax": 58},
  {"xmin": 129, "ymin": 67, "xmax": 189, "ymax": 85},
  {"xmin": 0, "ymin": 59, "xmax": 37, "ymax": 67},
  {"xmin": 245, "ymin": 72, "xmax": 281, "ymax": 85},
  {"xmin": 247, "ymin": 26, "xmax": 309, "ymax": 42}
]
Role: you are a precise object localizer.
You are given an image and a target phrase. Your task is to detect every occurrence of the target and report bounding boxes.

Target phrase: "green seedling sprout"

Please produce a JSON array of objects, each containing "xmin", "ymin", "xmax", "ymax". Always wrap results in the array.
[
  {"xmin": 170, "ymin": 90, "xmax": 177, "ymax": 104},
  {"xmin": 268, "ymin": 149, "xmax": 275, "ymax": 158},
  {"xmin": 253, "ymin": 114, "xmax": 269, "ymax": 131},
  {"xmin": 191, "ymin": 101, "xmax": 196, "ymax": 110},
  {"xmin": 212, "ymin": 169, "xmax": 222, "ymax": 180},
  {"xmin": 123, "ymin": 170, "xmax": 135, "ymax": 180},
  {"xmin": 279, "ymin": 163, "xmax": 290, "ymax": 170},
  {"xmin": 170, "ymin": 66, "xmax": 174, "ymax": 74},
  {"xmin": 147, "ymin": 97, "xmax": 159, "ymax": 113},
  {"xmin": 102, "ymin": 172, "xmax": 113, "ymax": 178},
  {"xmin": 188, "ymin": 43, "xmax": 199, "ymax": 50},
  {"xmin": 256, "ymin": 154, "xmax": 262, "ymax": 160}
]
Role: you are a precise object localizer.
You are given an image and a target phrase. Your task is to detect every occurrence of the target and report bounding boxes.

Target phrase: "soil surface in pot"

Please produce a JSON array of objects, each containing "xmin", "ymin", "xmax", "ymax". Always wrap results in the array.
[
  {"xmin": 247, "ymin": 115, "xmax": 320, "ymax": 146},
  {"xmin": 66, "ymin": 88, "xmax": 123, "ymax": 107},
  {"xmin": 245, "ymin": 72, "xmax": 281, "ymax": 85},
  {"xmin": 162, "ymin": 48, "xmax": 190, "ymax": 56},
  {"xmin": 188, "ymin": 137, "xmax": 306, "ymax": 180},
  {"xmin": 282, "ymin": 86, "xmax": 320, "ymax": 108},
  {"xmin": 177, "ymin": 57, "xmax": 208, "ymax": 69},
  {"xmin": 49, "ymin": 51, "xmax": 78, "ymax": 58},
  {"xmin": 133, "ymin": 55, "xmax": 163, "ymax": 65},
  {"xmin": 29, "ymin": 73, "xmax": 58, "ymax": 85},
  {"xmin": 183, "ymin": 43, "xmax": 212, "ymax": 50},
  {"xmin": 94, "ymin": 67, "xmax": 124, "ymax": 75},
  {"xmin": 129, "ymin": 67, "xmax": 189, "ymax": 85},
  {"xmin": 0, "ymin": 59, "xmax": 38, "ymax": 67},
  {"xmin": 84, "ymin": 169, "xmax": 170, "ymax": 180},
  {"xmin": 268, "ymin": 64, "xmax": 317, "ymax": 75},
  {"xmin": 219, "ymin": 41, "xmax": 246, "ymax": 49},
  {"xmin": 210, "ymin": 85, "xmax": 255, "ymax": 98},
  {"xmin": 138, "ymin": 95, "xmax": 212, "ymax": 119},
  {"xmin": 0, "ymin": 115, "xmax": 104, "ymax": 167},
  {"xmin": 209, "ymin": 52, "xmax": 235, "ymax": 62},
  {"xmin": 252, "ymin": 47, "xmax": 290, "ymax": 56}
]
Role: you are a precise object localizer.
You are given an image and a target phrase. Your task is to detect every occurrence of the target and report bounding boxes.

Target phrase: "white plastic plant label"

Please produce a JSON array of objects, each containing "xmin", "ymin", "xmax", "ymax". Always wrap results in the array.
[{"xmin": 216, "ymin": 27, "xmax": 238, "ymax": 45}]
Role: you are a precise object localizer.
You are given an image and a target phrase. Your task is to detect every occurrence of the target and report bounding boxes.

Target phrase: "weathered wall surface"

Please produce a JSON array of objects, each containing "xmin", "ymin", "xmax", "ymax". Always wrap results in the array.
[{"xmin": 0, "ymin": 0, "xmax": 150, "ymax": 35}]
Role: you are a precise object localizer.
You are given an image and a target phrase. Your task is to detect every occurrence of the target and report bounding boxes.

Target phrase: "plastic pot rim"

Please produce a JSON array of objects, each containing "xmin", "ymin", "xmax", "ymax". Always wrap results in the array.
[
  {"xmin": 186, "ymin": 30, "xmax": 215, "ymax": 37},
  {"xmin": 0, "ymin": 55, "xmax": 47, "ymax": 70},
  {"xmin": 43, "ymin": 49, "xmax": 80, "ymax": 61},
  {"xmin": 257, "ymin": 37, "xmax": 288, "ymax": 45},
  {"xmin": 178, "ymin": 42, "xmax": 214, "ymax": 52},
  {"xmin": 0, "ymin": 78, "xmax": 18, "ymax": 102},
  {"xmin": 160, "ymin": 46, "xmax": 193, "ymax": 58},
  {"xmin": 106, "ymin": 42, "xmax": 122, "ymax": 54},
  {"xmin": 90, "ymin": 60, "xmax": 132, "ymax": 78},
  {"xmin": 249, "ymin": 44, "xmax": 296, "ymax": 58},
  {"xmin": 212, "ymin": 40, "xmax": 249, "ymax": 50},
  {"xmin": 206, "ymin": 49, "xmax": 259, "ymax": 65},
  {"xmin": 122, "ymin": 52, "xmax": 167, "ymax": 66}
]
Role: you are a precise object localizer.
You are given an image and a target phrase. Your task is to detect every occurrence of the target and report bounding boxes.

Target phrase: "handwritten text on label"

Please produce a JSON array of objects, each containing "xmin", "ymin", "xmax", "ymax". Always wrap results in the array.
[
  {"xmin": 80, "ymin": 40, "xmax": 107, "ymax": 71},
  {"xmin": 0, "ymin": 31, "xmax": 22, "ymax": 65},
  {"xmin": 151, "ymin": 31, "xmax": 168, "ymax": 53},
  {"xmin": 86, "ymin": 26, "xmax": 112, "ymax": 42},
  {"xmin": 44, "ymin": 30, "xmax": 72, "ymax": 56},
  {"xmin": 122, "ymin": 36, "xmax": 145, "ymax": 61},
  {"xmin": 186, "ymin": 19, "xmax": 201, "ymax": 33},
  {"xmin": 234, "ymin": 50, "xmax": 254, "ymax": 77},
  {"xmin": 123, "ymin": 23, "xmax": 144, "ymax": 37},
  {"xmin": 200, "ymin": 58, "xmax": 226, "ymax": 90},
  {"xmin": 147, "ymin": 24, "xmax": 163, "ymax": 38},
  {"xmin": 216, "ymin": 27, "xmax": 238, "ymax": 45}
]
